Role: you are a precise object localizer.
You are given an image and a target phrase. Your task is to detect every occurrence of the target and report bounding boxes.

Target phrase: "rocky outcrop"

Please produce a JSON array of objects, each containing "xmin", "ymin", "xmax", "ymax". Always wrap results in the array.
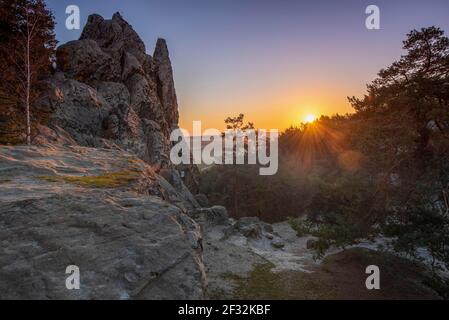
[
  {"xmin": 190, "ymin": 206, "xmax": 229, "ymax": 229},
  {"xmin": 195, "ymin": 194, "xmax": 210, "ymax": 208},
  {"xmin": 153, "ymin": 38, "xmax": 179, "ymax": 131},
  {"xmin": 0, "ymin": 12, "xmax": 210, "ymax": 300},
  {"xmin": 38, "ymin": 13, "xmax": 181, "ymax": 173},
  {"xmin": 0, "ymin": 145, "xmax": 205, "ymax": 299},
  {"xmin": 80, "ymin": 13, "xmax": 147, "ymax": 64}
]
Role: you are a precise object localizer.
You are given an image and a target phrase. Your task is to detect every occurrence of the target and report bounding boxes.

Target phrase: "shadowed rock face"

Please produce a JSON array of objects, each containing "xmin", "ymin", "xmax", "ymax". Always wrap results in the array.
[
  {"xmin": 40, "ymin": 13, "xmax": 179, "ymax": 171},
  {"xmin": 153, "ymin": 38, "xmax": 179, "ymax": 131}
]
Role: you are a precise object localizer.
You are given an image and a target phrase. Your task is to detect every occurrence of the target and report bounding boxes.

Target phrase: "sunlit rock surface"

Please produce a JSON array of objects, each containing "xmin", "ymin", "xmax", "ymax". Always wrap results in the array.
[{"xmin": 0, "ymin": 145, "xmax": 205, "ymax": 299}]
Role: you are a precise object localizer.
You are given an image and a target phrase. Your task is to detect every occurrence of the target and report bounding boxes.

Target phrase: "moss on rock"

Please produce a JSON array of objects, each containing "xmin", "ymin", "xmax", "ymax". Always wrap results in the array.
[{"xmin": 38, "ymin": 170, "xmax": 140, "ymax": 188}]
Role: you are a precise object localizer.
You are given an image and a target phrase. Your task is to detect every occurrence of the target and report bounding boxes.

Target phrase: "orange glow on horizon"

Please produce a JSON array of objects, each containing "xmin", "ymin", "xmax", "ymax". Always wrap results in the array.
[{"xmin": 178, "ymin": 87, "xmax": 356, "ymax": 133}]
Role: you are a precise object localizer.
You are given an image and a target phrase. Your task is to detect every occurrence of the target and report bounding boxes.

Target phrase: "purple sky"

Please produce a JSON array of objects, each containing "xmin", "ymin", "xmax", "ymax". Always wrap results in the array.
[{"xmin": 46, "ymin": 0, "xmax": 449, "ymax": 131}]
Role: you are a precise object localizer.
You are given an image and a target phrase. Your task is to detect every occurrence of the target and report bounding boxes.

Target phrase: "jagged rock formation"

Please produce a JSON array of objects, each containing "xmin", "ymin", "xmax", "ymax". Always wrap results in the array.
[
  {"xmin": 38, "ymin": 13, "xmax": 179, "ymax": 171},
  {"xmin": 0, "ymin": 13, "xmax": 211, "ymax": 300},
  {"xmin": 0, "ymin": 145, "xmax": 205, "ymax": 299}
]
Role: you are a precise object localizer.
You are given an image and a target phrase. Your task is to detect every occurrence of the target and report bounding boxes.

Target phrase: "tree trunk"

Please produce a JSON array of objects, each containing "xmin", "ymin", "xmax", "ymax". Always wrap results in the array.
[{"xmin": 26, "ymin": 34, "xmax": 31, "ymax": 146}]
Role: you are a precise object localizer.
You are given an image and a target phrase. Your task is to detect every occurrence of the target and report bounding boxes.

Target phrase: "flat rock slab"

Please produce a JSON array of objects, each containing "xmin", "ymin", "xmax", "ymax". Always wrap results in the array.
[{"xmin": 0, "ymin": 145, "xmax": 205, "ymax": 299}]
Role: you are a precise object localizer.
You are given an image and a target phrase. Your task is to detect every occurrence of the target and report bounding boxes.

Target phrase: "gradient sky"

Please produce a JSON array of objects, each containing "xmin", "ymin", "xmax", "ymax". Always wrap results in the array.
[{"xmin": 46, "ymin": 0, "xmax": 449, "ymax": 132}]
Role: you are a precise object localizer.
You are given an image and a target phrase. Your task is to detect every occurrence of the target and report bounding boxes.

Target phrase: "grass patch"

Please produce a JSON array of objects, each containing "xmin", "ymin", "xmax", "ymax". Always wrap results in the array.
[
  {"xmin": 214, "ymin": 248, "xmax": 439, "ymax": 300},
  {"xmin": 227, "ymin": 262, "xmax": 337, "ymax": 300},
  {"xmin": 39, "ymin": 176, "xmax": 60, "ymax": 183},
  {"xmin": 228, "ymin": 248, "xmax": 440, "ymax": 299},
  {"xmin": 38, "ymin": 170, "xmax": 140, "ymax": 188}
]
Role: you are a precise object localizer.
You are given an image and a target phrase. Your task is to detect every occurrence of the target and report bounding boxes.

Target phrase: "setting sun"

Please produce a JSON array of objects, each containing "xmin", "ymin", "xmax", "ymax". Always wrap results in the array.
[{"xmin": 305, "ymin": 114, "xmax": 316, "ymax": 123}]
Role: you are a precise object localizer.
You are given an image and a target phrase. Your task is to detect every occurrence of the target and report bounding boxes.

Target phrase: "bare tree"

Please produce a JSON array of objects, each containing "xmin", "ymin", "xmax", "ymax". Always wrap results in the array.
[{"xmin": 0, "ymin": 0, "xmax": 56, "ymax": 145}]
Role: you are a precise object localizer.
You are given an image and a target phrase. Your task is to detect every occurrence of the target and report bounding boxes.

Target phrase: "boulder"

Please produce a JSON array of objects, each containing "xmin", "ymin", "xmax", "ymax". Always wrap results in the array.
[
  {"xmin": 195, "ymin": 194, "xmax": 210, "ymax": 208},
  {"xmin": 271, "ymin": 237, "xmax": 285, "ymax": 249},
  {"xmin": 265, "ymin": 233, "xmax": 274, "ymax": 240},
  {"xmin": 234, "ymin": 217, "xmax": 264, "ymax": 239},
  {"xmin": 223, "ymin": 217, "xmax": 280, "ymax": 241},
  {"xmin": 189, "ymin": 206, "xmax": 229, "ymax": 229},
  {"xmin": 210, "ymin": 206, "xmax": 229, "ymax": 225}
]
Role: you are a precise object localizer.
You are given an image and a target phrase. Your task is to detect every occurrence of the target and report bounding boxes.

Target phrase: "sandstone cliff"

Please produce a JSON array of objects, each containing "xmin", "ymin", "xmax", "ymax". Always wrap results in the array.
[
  {"xmin": 37, "ymin": 12, "xmax": 179, "ymax": 171},
  {"xmin": 0, "ymin": 13, "xmax": 208, "ymax": 300}
]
